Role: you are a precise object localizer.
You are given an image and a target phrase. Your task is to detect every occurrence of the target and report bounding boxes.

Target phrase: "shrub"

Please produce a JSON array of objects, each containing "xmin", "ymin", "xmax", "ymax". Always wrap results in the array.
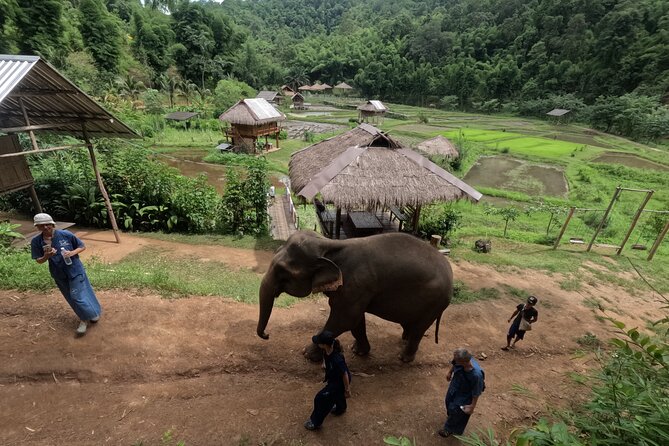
[{"xmin": 418, "ymin": 205, "xmax": 462, "ymax": 241}]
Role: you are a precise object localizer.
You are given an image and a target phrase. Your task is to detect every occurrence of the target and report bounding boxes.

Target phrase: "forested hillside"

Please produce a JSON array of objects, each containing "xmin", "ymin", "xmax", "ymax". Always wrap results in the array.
[{"xmin": 2, "ymin": 0, "xmax": 669, "ymax": 139}]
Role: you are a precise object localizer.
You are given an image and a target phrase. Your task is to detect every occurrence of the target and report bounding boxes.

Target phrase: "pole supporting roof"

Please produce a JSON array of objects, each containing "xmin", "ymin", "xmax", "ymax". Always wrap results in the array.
[{"xmin": 0, "ymin": 55, "xmax": 139, "ymax": 139}]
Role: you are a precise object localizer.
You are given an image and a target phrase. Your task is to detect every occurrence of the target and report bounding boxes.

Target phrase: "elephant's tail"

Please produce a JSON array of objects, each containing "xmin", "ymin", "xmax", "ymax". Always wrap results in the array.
[{"xmin": 434, "ymin": 312, "xmax": 442, "ymax": 344}]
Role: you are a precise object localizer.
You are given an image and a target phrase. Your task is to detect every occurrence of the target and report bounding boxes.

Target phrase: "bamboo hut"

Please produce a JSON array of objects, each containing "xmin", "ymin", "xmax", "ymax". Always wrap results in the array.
[
  {"xmin": 0, "ymin": 54, "xmax": 139, "ymax": 243},
  {"xmin": 289, "ymin": 124, "xmax": 481, "ymax": 238},
  {"xmin": 291, "ymin": 92, "xmax": 307, "ymax": 110},
  {"xmin": 256, "ymin": 90, "xmax": 283, "ymax": 105},
  {"xmin": 219, "ymin": 98, "xmax": 286, "ymax": 153},
  {"xmin": 280, "ymin": 85, "xmax": 295, "ymax": 96},
  {"xmin": 416, "ymin": 135, "xmax": 459, "ymax": 158},
  {"xmin": 357, "ymin": 100, "xmax": 387, "ymax": 124}
]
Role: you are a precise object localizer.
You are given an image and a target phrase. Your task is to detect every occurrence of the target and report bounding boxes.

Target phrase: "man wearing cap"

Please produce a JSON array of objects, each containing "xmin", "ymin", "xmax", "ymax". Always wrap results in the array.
[
  {"xmin": 304, "ymin": 331, "xmax": 352, "ymax": 431},
  {"xmin": 501, "ymin": 295, "xmax": 539, "ymax": 351},
  {"xmin": 30, "ymin": 213, "xmax": 101, "ymax": 336}
]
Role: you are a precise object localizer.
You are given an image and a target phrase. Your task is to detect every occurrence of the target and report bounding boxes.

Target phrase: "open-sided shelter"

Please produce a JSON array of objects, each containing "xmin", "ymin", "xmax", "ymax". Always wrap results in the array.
[
  {"xmin": 289, "ymin": 124, "xmax": 481, "ymax": 238},
  {"xmin": 0, "ymin": 55, "xmax": 139, "ymax": 243},
  {"xmin": 416, "ymin": 135, "xmax": 459, "ymax": 159},
  {"xmin": 546, "ymin": 108, "xmax": 571, "ymax": 124},
  {"xmin": 256, "ymin": 90, "xmax": 283, "ymax": 105},
  {"xmin": 218, "ymin": 98, "xmax": 286, "ymax": 153},
  {"xmin": 165, "ymin": 111, "xmax": 199, "ymax": 130},
  {"xmin": 357, "ymin": 100, "xmax": 387, "ymax": 124}
]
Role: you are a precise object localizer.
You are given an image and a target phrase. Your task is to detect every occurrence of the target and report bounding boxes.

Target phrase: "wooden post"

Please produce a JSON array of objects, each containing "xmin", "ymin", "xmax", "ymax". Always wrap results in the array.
[
  {"xmin": 335, "ymin": 207, "xmax": 342, "ymax": 239},
  {"xmin": 18, "ymin": 97, "xmax": 39, "ymax": 152},
  {"xmin": 553, "ymin": 206, "xmax": 575, "ymax": 249},
  {"xmin": 18, "ymin": 97, "xmax": 44, "ymax": 213},
  {"xmin": 617, "ymin": 190, "xmax": 654, "ymax": 255},
  {"xmin": 28, "ymin": 185, "xmax": 42, "ymax": 213},
  {"xmin": 82, "ymin": 122, "xmax": 121, "ymax": 244},
  {"xmin": 587, "ymin": 186, "xmax": 621, "ymax": 252},
  {"xmin": 647, "ymin": 219, "xmax": 669, "ymax": 261},
  {"xmin": 411, "ymin": 205, "xmax": 421, "ymax": 234}
]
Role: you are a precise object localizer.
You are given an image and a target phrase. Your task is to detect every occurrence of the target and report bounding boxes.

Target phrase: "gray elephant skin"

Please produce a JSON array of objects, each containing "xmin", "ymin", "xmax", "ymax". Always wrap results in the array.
[{"xmin": 257, "ymin": 230, "xmax": 453, "ymax": 362}]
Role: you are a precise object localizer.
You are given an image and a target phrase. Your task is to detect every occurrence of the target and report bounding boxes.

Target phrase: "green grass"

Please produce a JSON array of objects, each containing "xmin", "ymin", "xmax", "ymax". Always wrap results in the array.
[{"xmin": 452, "ymin": 280, "xmax": 501, "ymax": 303}]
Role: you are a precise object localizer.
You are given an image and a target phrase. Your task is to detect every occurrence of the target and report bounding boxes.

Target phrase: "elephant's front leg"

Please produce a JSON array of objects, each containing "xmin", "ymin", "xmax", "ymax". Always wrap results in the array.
[{"xmin": 350, "ymin": 316, "xmax": 370, "ymax": 356}]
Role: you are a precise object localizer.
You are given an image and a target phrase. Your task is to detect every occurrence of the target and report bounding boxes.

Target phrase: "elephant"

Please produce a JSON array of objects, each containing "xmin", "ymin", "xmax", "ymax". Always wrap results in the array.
[{"xmin": 256, "ymin": 230, "xmax": 453, "ymax": 363}]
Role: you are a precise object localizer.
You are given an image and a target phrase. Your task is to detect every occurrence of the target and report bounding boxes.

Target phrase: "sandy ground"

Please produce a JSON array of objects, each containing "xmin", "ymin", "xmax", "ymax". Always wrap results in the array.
[{"xmin": 1, "ymin": 229, "xmax": 662, "ymax": 446}]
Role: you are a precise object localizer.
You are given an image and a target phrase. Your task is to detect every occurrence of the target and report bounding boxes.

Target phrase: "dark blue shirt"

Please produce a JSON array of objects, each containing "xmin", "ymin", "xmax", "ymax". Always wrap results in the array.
[
  {"xmin": 323, "ymin": 350, "xmax": 350, "ymax": 389},
  {"xmin": 446, "ymin": 358, "xmax": 485, "ymax": 408},
  {"xmin": 31, "ymin": 229, "xmax": 86, "ymax": 280}
]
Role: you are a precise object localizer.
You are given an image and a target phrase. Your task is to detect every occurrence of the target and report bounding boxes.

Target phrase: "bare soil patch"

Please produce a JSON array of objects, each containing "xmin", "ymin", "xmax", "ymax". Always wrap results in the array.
[{"xmin": 1, "ymin": 236, "xmax": 662, "ymax": 446}]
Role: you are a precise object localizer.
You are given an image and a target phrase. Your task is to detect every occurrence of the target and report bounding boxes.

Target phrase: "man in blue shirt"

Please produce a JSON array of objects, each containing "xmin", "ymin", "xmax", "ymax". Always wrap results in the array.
[
  {"xmin": 439, "ymin": 348, "xmax": 485, "ymax": 438},
  {"xmin": 30, "ymin": 213, "xmax": 101, "ymax": 336}
]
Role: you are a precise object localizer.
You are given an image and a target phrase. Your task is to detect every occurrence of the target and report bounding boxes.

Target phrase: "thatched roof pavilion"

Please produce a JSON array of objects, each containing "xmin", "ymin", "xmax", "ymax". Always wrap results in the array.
[
  {"xmin": 256, "ymin": 90, "xmax": 283, "ymax": 105},
  {"xmin": 334, "ymin": 82, "xmax": 353, "ymax": 90},
  {"xmin": 219, "ymin": 98, "xmax": 286, "ymax": 152},
  {"xmin": 289, "ymin": 124, "xmax": 480, "ymax": 237},
  {"xmin": 416, "ymin": 135, "xmax": 459, "ymax": 158}
]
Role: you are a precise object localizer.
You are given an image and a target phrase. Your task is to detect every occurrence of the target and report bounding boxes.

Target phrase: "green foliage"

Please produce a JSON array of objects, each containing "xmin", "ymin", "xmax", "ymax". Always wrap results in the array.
[
  {"xmin": 213, "ymin": 78, "xmax": 256, "ymax": 116},
  {"xmin": 15, "ymin": 0, "xmax": 65, "ymax": 60},
  {"xmin": 79, "ymin": 0, "xmax": 122, "ymax": 74},
  {"xmin": 484, "ymin": 205, "xmax": 521, "ymax": 238},
  {"xmin": 219, "ymin": 159, "xmax": 269, "ymax": 236},
  {"xmin": 383, "ymin": 436, "xmax": 416, "ymax": 446},
  {"xmin": 418, "ymin": 205, "xmax": 462, "ymax": 241},
  {"xmin": 515, "ymin": 419, "xmax": 583, "ymax": 446},
  {"xmin": 141, "ymin": 89, "xmax": 165, "ymax": 115},
  {"xmin": 0, "ymin": 222, "xmax": 23, "ymax": 248}
]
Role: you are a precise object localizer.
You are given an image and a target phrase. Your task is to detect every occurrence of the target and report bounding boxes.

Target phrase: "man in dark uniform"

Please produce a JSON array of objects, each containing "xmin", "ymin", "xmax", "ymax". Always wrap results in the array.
[
  {"xmin": 304, "ymin": 331, "xmax": 352, "ymax": 430},
  {"xmin": 439, "ymin": 347, "xmax": 485, "ymax": 438}
]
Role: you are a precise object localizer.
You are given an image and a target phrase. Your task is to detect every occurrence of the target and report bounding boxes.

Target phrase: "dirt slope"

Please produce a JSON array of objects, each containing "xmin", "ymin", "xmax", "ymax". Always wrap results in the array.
[{"xmin": 0, "ymin": 234, "xmax": 661, "ymax": 446}]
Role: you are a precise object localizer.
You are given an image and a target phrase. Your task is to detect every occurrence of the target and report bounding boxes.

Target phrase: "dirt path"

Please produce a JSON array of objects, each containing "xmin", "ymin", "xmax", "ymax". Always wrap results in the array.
[{"xmin": 1, "ymin": 233, "xmax": 662, "ymax": 446}]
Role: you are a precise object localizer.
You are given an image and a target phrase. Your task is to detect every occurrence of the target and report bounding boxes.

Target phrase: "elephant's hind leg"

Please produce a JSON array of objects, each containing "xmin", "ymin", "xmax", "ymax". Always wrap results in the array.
[
  {"xmin": 400, "ymin": 315, "xmax": 437, "ymax": 363},
  {"xmin": 351, "ymin": 317, "xmax": 371, "ymax": 356}
]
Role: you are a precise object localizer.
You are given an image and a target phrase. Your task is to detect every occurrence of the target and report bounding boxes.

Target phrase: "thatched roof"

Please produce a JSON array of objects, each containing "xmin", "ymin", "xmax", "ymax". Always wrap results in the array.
[
  {"xmin": 289, "ymin": 124, "xmax": 481, "ymax": 209},
  {"xmin": 256, "ymin": 91, "xmax": 280, "ymax": 101},
  {"xmin": 321, "ymin": 83, "xmax": 332, "ymax": 89},
  {"xmin": 547, "ymin": 108, "xmax": 571, "ymax": 117},
  {"xmin": 292, "ymin": 92, "xmax": 305, "ymax": 101},
  {"xmin": 416, "ymin": 135, "xmax": 459, "ymax": 158},
  {"xmin": 218, "ymin": 98, "xmax": 286, "ymax": 126},
  {"xmin": 298, "ymin": 85, "xmax": 313, "ymax": 91},
  {"xmin": 357, "ymin": 100, "xmax": 387, "ymax": 112},
  {"xmin": 334, "ymin": 82, "xmax": 353, "ymax": 90}
]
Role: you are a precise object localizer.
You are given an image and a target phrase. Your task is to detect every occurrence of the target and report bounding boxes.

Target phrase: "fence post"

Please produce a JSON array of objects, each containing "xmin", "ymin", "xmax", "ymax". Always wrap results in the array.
[
  {"xmin": 587, "ymin": 186, "xmax": 621, "ymax": 252},
  {"xmin": 553, "ymin": 207, "xmax": 575, "ymax": 249},
  {"xmin": 647, "ymin": 219, "xmax": 669, "ymax": 261},
  {"xmin": 617, "ymin": 190, "xmax": 654, "ymax": 255}
]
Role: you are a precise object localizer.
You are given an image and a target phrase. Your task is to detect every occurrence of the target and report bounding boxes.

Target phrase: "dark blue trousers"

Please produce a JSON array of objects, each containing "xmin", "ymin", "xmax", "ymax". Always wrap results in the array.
[
  {"xmin": 444, "ymin": 404, "xmax": 471, "ymax": 435},
  {"xmin": 309, "ymin": 384, "xmax": 347, "ymax": 427}
]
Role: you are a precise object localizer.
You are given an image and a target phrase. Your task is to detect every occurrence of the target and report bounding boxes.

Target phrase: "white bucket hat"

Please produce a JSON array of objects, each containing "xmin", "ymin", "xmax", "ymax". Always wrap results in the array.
[{"xmin": 33, "ymin": 213, "xmax": 56, "ymax": 226}]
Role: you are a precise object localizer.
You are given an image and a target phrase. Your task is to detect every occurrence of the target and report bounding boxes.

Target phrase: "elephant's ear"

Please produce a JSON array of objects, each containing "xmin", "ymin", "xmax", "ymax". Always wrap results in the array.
[{"xmin": 311, "ymin": 257, "xmax": 343, "ymax": 293}]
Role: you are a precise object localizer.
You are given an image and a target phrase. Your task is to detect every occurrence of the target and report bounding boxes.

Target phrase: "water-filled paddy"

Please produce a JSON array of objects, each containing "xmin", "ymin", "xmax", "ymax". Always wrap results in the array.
[{"xmin": 464, "ymin": 156, "xmax": 568, "ymax": 197}]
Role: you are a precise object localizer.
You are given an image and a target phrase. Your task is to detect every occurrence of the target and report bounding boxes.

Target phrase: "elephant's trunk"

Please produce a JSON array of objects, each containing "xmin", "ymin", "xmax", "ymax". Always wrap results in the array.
[{"xmin": 257, "ymin": 274, "xmax": 277, "ymax": 340}]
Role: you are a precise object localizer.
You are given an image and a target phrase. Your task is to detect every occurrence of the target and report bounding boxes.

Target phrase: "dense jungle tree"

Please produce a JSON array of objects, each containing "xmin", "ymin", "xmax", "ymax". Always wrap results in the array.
[{"xmin": 79, "ymin": 0, "xmax": 122, "ymax": 74}]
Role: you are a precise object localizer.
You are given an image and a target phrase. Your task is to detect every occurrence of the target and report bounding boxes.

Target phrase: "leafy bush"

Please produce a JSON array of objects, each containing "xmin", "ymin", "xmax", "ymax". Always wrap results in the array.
[
  {"xmin": 0, "ymin": 222, "xmax": 23, "ymax": 248},
  {"xmin": 418, "ymin": 205, "xmax": 462, "ymax": 241},
  {"xmin": 213, "ymin": 78, "xmax": 256, "ymax": 116}
]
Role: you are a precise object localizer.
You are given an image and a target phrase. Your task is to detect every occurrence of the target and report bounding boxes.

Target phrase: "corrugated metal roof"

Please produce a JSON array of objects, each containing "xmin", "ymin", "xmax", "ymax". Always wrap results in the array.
[
  {"xmin": 0, "ymin": 55, "xmax": 139, "ymax": 139},
  {"xmin": 546, "ymin": 108, "xmax": 571, "ymax": 117},
  {"xmin": 244, "ymin": 98, "xmax": 283, "ymax": 120},
  {"xmin": 369, "ymin": 100, "xmax": 387, "ymax": 111}
]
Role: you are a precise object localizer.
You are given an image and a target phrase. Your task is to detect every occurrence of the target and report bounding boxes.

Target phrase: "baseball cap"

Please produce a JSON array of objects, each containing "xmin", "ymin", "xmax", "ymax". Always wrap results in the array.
[
  {"xmin": 312, "ymin": 330, "xmax": 335, "ymax": 346},
  {"xmin": 527, "ymin": 295, "xmax": 538, "ymax": 305}
]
